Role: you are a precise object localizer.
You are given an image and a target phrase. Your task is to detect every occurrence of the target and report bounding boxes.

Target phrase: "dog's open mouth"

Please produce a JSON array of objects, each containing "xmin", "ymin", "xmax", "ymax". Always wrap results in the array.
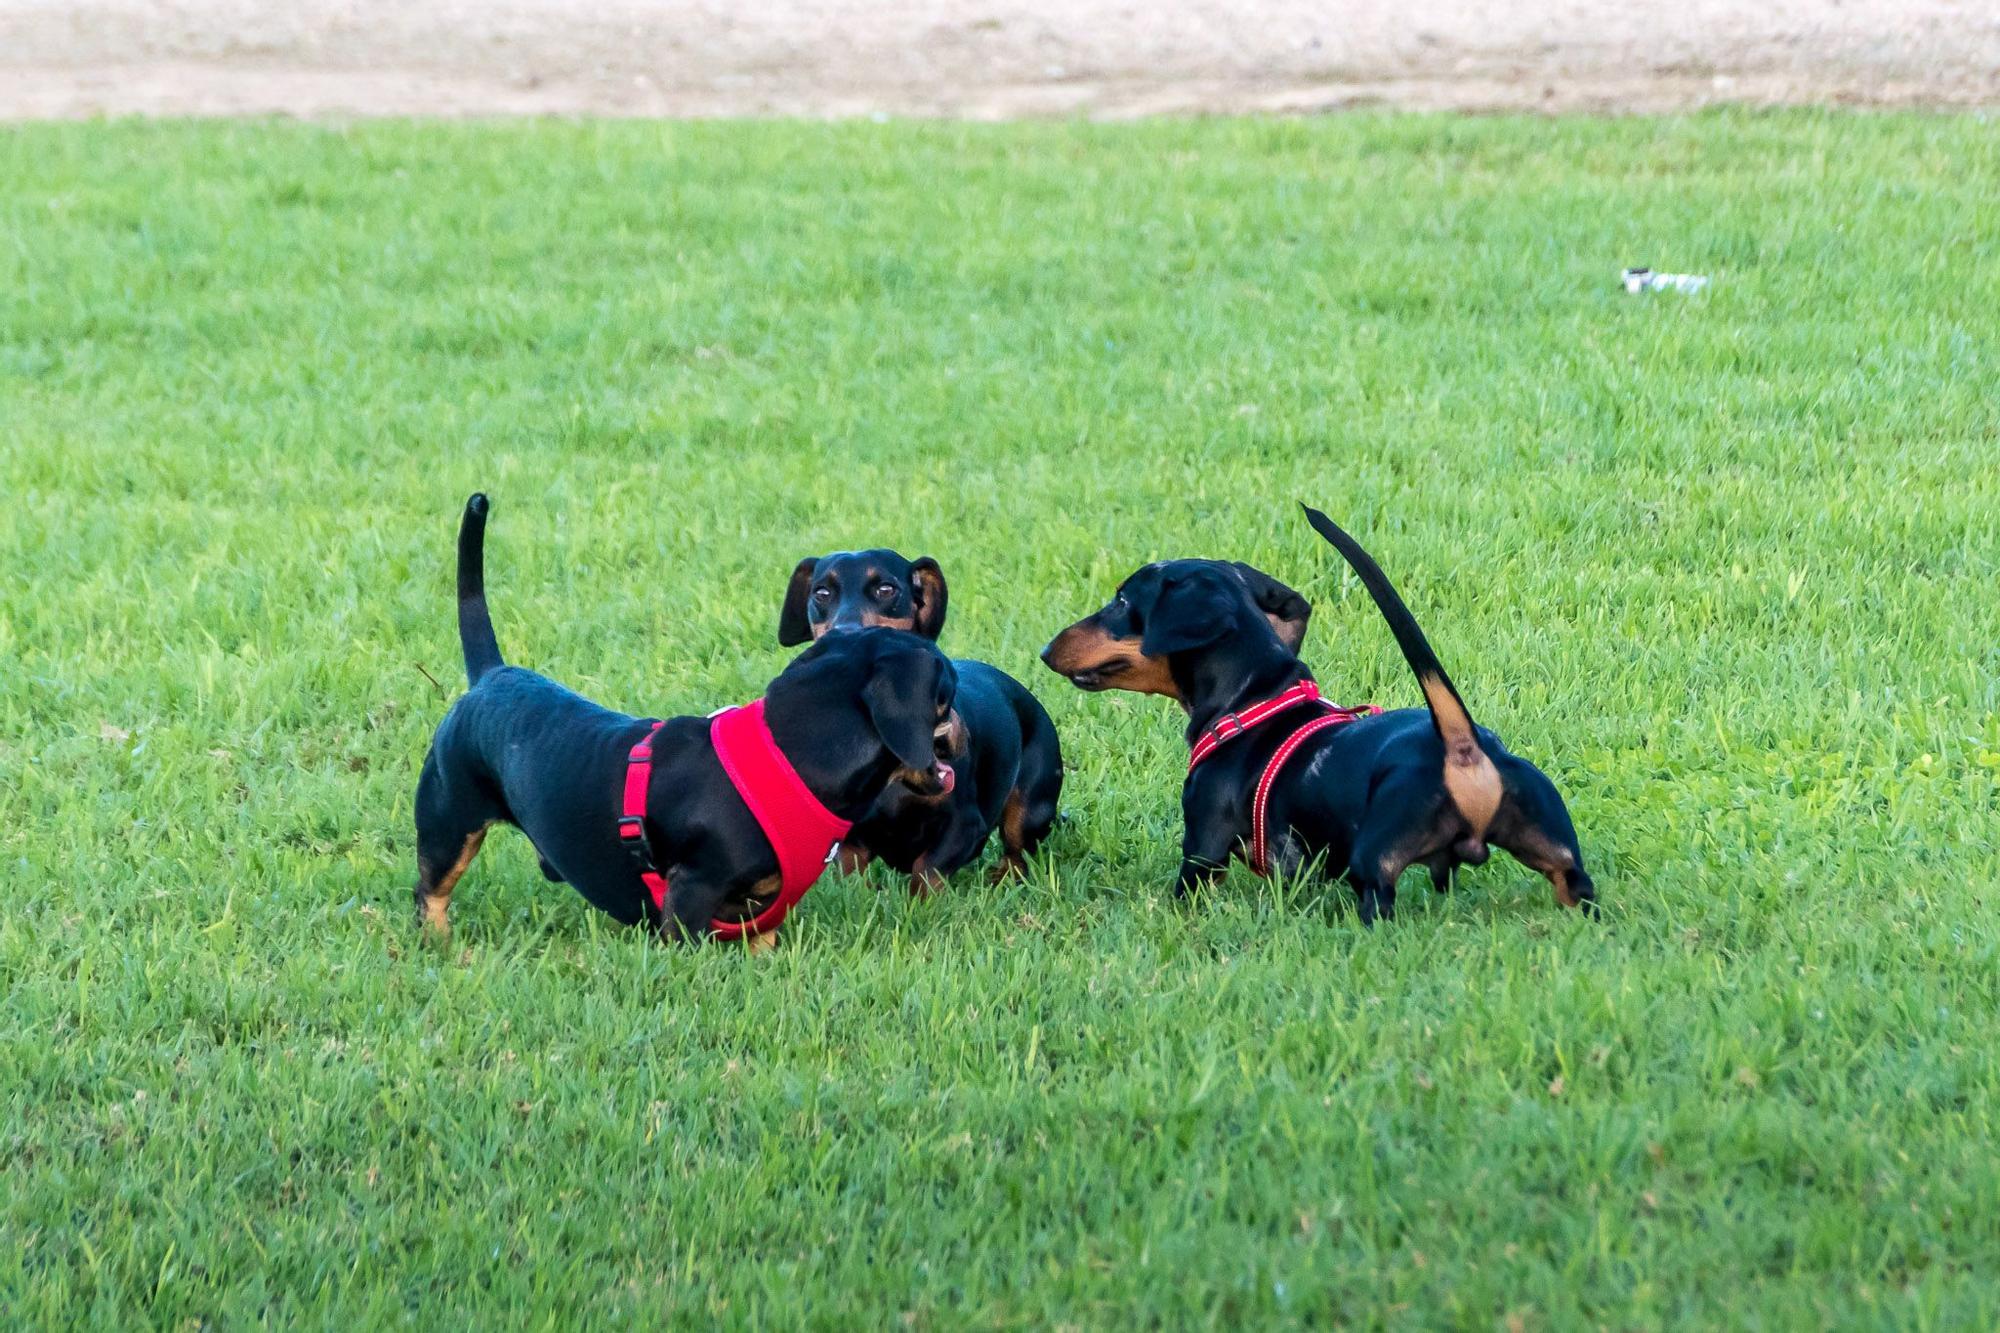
[
  {"xmin": 904, "ymin": 761, "xmax": 955, "ymax": 796},
  {"xmin": 1066, "ymin": 660, "xmax": 1128, "ymax": 691}
]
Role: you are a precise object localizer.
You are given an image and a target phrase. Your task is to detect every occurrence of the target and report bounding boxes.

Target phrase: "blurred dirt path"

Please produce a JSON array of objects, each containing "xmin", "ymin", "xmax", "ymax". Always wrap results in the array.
[{"xmin": 4, "ymin": 0, "xmax": 1997, "ymax": 119}]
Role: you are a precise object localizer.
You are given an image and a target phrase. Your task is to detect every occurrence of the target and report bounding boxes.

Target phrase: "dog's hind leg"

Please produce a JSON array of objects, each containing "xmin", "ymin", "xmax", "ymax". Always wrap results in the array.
[
  {"xmin": 412, "ymin": 753, "xmax": 500, "ymax": 937},
  {"xmin": 993, "ymin": 696, "xmax": 1063, "ymax": 883},
  {"xmin": 1346, "ymin": 769, "xmax": 1456, "ymax": 926},
  {"xmin": 989, "ymin": 788, "xmax": 1035, "ymax": 883},
  {"xmin": 1488, "ymin": 757, "xmax": 1597, "ymax": 914}
]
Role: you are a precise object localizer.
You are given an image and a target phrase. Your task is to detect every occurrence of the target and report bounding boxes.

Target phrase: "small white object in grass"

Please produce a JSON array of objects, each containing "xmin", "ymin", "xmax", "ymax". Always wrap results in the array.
[{"xmin": 1622, "ymin": 267, "xmax": 1710, "ymax": 294}]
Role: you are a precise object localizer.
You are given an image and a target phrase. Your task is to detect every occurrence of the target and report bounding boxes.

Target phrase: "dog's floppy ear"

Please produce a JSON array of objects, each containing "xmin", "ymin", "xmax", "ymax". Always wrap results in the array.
[
  {"xmin": 862, "ymin": 647, "xmax": 953, "ymax": 771},
  {"xmin": 1230, "ymin": 562, "xmax": 1311, "ymax": 653},
  {"xmin": 910, "ymin": 557, "xmax": 948, "ymax": 640},
  {"xmin": 778, "ymin": 557, "xmax": 819, "ymax": 646},
  {"xmin": 1138, "ymin": 572, "xmax": 1239, "ymax": 658}
]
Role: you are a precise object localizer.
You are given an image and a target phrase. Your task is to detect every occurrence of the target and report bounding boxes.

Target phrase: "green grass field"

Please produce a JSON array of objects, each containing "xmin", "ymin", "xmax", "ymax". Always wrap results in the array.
[{"xmin": 4, "ymin": 112, "xmax": 1998, "ymax": 1327}]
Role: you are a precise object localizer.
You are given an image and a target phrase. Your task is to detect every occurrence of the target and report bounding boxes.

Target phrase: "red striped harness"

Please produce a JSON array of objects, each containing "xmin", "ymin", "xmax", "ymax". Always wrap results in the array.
[
  {"xmin": 1185, "ymin": 680, "xmax": 1381, "ymax": 876},
  {"xmin": 619, "ymin": 700, "xmax": 851, "ymax": 940}
]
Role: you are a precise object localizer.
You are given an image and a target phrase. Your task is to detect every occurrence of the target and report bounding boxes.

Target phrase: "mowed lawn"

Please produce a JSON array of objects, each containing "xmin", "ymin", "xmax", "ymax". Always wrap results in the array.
[{"xmin": 3, "ymin": 112, "xmax": 1998, "ymax": 1327}]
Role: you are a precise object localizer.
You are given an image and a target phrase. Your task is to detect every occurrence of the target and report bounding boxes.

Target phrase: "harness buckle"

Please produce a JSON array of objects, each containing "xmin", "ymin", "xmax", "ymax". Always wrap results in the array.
[
  {"xmin": 617, "ymin": 815, "xmax": 657, "ymax": 874},
  {"xmin": 1213, "ymin": 712, "xmax": 1244, "ymax": 741}
]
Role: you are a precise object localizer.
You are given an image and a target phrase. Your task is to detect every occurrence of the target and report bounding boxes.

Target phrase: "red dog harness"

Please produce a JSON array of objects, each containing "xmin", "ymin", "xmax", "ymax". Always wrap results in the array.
[
  {"xmin": 1185, "ymin": 680, "xmax": 1381, "ymax": 877},
  {"xmin": 619, "ymin": 700, "xmax": 852, "ymax": 940}
]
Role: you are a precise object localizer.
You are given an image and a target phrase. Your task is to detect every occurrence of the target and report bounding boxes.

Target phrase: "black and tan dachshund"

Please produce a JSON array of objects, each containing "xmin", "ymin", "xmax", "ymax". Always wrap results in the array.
[
  {"xmin": 1041, "ymin": 506, "xmax": 1595, "ymax": 924},
  {"xmin": 781, "ymin": 550, "xmax": 1063, "ymax": 891},
  {"xmin": 414, "ymin": 498, "xmax": 958, "ymax": 943}
]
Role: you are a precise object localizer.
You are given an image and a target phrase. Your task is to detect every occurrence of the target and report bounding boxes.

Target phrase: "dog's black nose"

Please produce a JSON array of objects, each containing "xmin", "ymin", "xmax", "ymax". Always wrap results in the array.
[{"xmin": 1039, "ymin": 642, "xmax": 1055, "ymax": 665}]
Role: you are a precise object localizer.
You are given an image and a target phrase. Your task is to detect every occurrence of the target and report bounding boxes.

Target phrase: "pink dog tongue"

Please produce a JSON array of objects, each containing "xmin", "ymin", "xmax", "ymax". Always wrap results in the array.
[{"xmin": 937, "ymin": 762, "xmax": 955, "ymax": 795}]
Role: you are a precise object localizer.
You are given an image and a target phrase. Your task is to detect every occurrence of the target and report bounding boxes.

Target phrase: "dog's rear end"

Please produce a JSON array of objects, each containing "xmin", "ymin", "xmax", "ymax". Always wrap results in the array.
[{"xmin": 1301, "ymin": 506, "xmax": 1596, "ymax": 914}]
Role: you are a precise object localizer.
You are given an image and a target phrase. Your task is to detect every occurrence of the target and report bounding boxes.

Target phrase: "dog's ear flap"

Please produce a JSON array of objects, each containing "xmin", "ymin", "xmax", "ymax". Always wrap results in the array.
[
  {"xmin": 862, "ymin": 649, "xmax": 953, "ymax": 771},
  {"xmin": 778, "ymin": 557, "xmax": 818, "ymax": 647},
  {"xmin": 1138, "ymin": 574, "xmax": 1238, "ymax": 658},
  {"xmin": 1230, "ymin": 562, "xmax": 1311, "ymax": 653},
  {"xmin": 910, "ymin": 557, "xmax": 947, "ymax": 640}
]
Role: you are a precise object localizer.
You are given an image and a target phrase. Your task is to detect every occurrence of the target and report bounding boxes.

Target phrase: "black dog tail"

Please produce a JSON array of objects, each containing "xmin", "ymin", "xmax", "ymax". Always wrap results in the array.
[
  {"xmin": 457, "ymin": 493, "xmax": 505, "ymax": 686},
  {"xmin": 1300, "ymin": 504, "xmax": 1501, "ymax": 834}
]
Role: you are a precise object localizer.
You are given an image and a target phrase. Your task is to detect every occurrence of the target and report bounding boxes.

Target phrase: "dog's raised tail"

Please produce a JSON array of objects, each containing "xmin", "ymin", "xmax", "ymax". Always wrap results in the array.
[
  {"xmin": 458, "ymin": 493, "xmax": 504, "ymax": 686},
  {"xmin": 1300, "ymin": 504, "xmax": 1501, "ymax": 834}
]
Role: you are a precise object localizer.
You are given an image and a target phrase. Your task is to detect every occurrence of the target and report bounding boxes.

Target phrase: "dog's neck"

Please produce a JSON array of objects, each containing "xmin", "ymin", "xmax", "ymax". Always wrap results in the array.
[{"xmin": 1174, "ymin": 635, "xmax": 1312, "ymax": 745}]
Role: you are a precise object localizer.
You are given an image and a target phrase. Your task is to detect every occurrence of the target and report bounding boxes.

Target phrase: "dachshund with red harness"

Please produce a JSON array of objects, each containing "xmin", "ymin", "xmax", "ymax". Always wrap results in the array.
[
  {"xmin": 412, "ymin": 497, "xmax": 958, "ymax": 944},
  {"xmin": 1041, "ymin": 506, "xmax": 1595, "ymax": 924}
]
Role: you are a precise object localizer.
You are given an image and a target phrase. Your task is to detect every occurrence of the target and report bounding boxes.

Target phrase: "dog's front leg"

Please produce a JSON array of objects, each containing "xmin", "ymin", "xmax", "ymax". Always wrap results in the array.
[{"xmin": 1173, "ymin": 779, "xmax": 1235, "ymax": 899}]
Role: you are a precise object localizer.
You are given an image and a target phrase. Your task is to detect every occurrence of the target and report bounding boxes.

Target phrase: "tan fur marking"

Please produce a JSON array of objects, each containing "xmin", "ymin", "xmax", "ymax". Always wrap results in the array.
[
  {"xmin": 1497, "ymin": 824, "xmax": 1575, "ymax": 875},
  {"xmin": 999, "ymin": 789, "xmax": 1028, "ymax": 859},
  {"xmin": 988, "ymin": 789, "xmax": 1030, "ymax": 883},
  {"xmin": 808, "ymin": 611, "xmax": 916, "ymax": 640},
  {"xmin": 942, "ymin": 709, "xmax": 970, "ymax": 758},
  {"xmin": 1043, "ymin": 624, "xmax": 1180, "ymax": 700},
  {"xmin": 1442, "ymin": 760, "xmax": 1502, "ymax": 837},
  {"xmin": 1421, "ymin": 673, "xmax": 1501, "ymax": 836},
  {"xmin": 911, "ymin": 566, "xmax": 946, "ymax": 635},
  {"xmin": 419, "ymin": 825, "xmax": 489, "ymax": 935},
  {"xmin": 1493, "ymin": 824, "xmax": 1577, "ymax": 907},
  {"xmin": 745, "ymin": 930, "xmax": 780, "ymax": 954},
  {"xmin": 837, "ymin": 842, "xmax": 875, "ymax": 876}
]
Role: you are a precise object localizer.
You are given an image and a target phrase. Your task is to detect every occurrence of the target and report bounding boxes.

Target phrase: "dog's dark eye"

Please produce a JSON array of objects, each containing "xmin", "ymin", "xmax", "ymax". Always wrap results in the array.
[
  {"xmin": 874, "ymin": 583, "xmax": 896, "ymax": 600},
  {"xmin": 812, "ymin": 587, "xmax": 833, "ymax": 603}
]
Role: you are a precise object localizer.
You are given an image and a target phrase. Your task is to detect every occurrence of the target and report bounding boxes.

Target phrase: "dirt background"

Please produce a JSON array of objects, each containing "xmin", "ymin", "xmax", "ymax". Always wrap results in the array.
[{"xmin": 4, "ymin": 0, "xmax": 1998, "ymax": 119}]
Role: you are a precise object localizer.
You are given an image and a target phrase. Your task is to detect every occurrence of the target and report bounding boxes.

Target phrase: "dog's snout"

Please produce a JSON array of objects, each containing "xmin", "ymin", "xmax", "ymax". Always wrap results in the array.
[{"xmin": 821, "ymin": 611, "xmax": 866, "ymax": 635}]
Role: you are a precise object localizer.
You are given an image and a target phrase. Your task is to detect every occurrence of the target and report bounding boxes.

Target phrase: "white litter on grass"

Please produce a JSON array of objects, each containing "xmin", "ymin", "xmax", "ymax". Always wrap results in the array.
[{"xmin": 1622, "ymin": 267, "xmax": 1710, "ymax": 294}]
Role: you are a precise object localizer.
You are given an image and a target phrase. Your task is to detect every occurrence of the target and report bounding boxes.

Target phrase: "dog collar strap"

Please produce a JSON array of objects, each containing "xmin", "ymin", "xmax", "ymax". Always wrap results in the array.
[
  {"xmin": 618, "ymin": 703, "xmax": 852, "ymax": 940},
  {"xmin": 1187, "ymin": 680, "xmax": 1379, "ymax": 772},
  {"xmin": 1249, "ymin": 711, "xmax": 1374, "ymax": 876},
  {"xmin": 619, "ymin": 720, "xmax": 674, "ymax": 916},
  {"xmin": 705, "ymin": 699, "xmax": 853, "ymax": 939},
  {"xmin": 1182, "ymin": 681, "xmax": 1384, "ymax": 877}
]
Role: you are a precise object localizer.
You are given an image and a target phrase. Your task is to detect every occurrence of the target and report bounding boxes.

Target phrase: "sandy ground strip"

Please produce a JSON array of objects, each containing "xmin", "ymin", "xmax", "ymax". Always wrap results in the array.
[{"xmin": 3, "ymin": 0, "xmax": 1998, "ymax": 119}]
